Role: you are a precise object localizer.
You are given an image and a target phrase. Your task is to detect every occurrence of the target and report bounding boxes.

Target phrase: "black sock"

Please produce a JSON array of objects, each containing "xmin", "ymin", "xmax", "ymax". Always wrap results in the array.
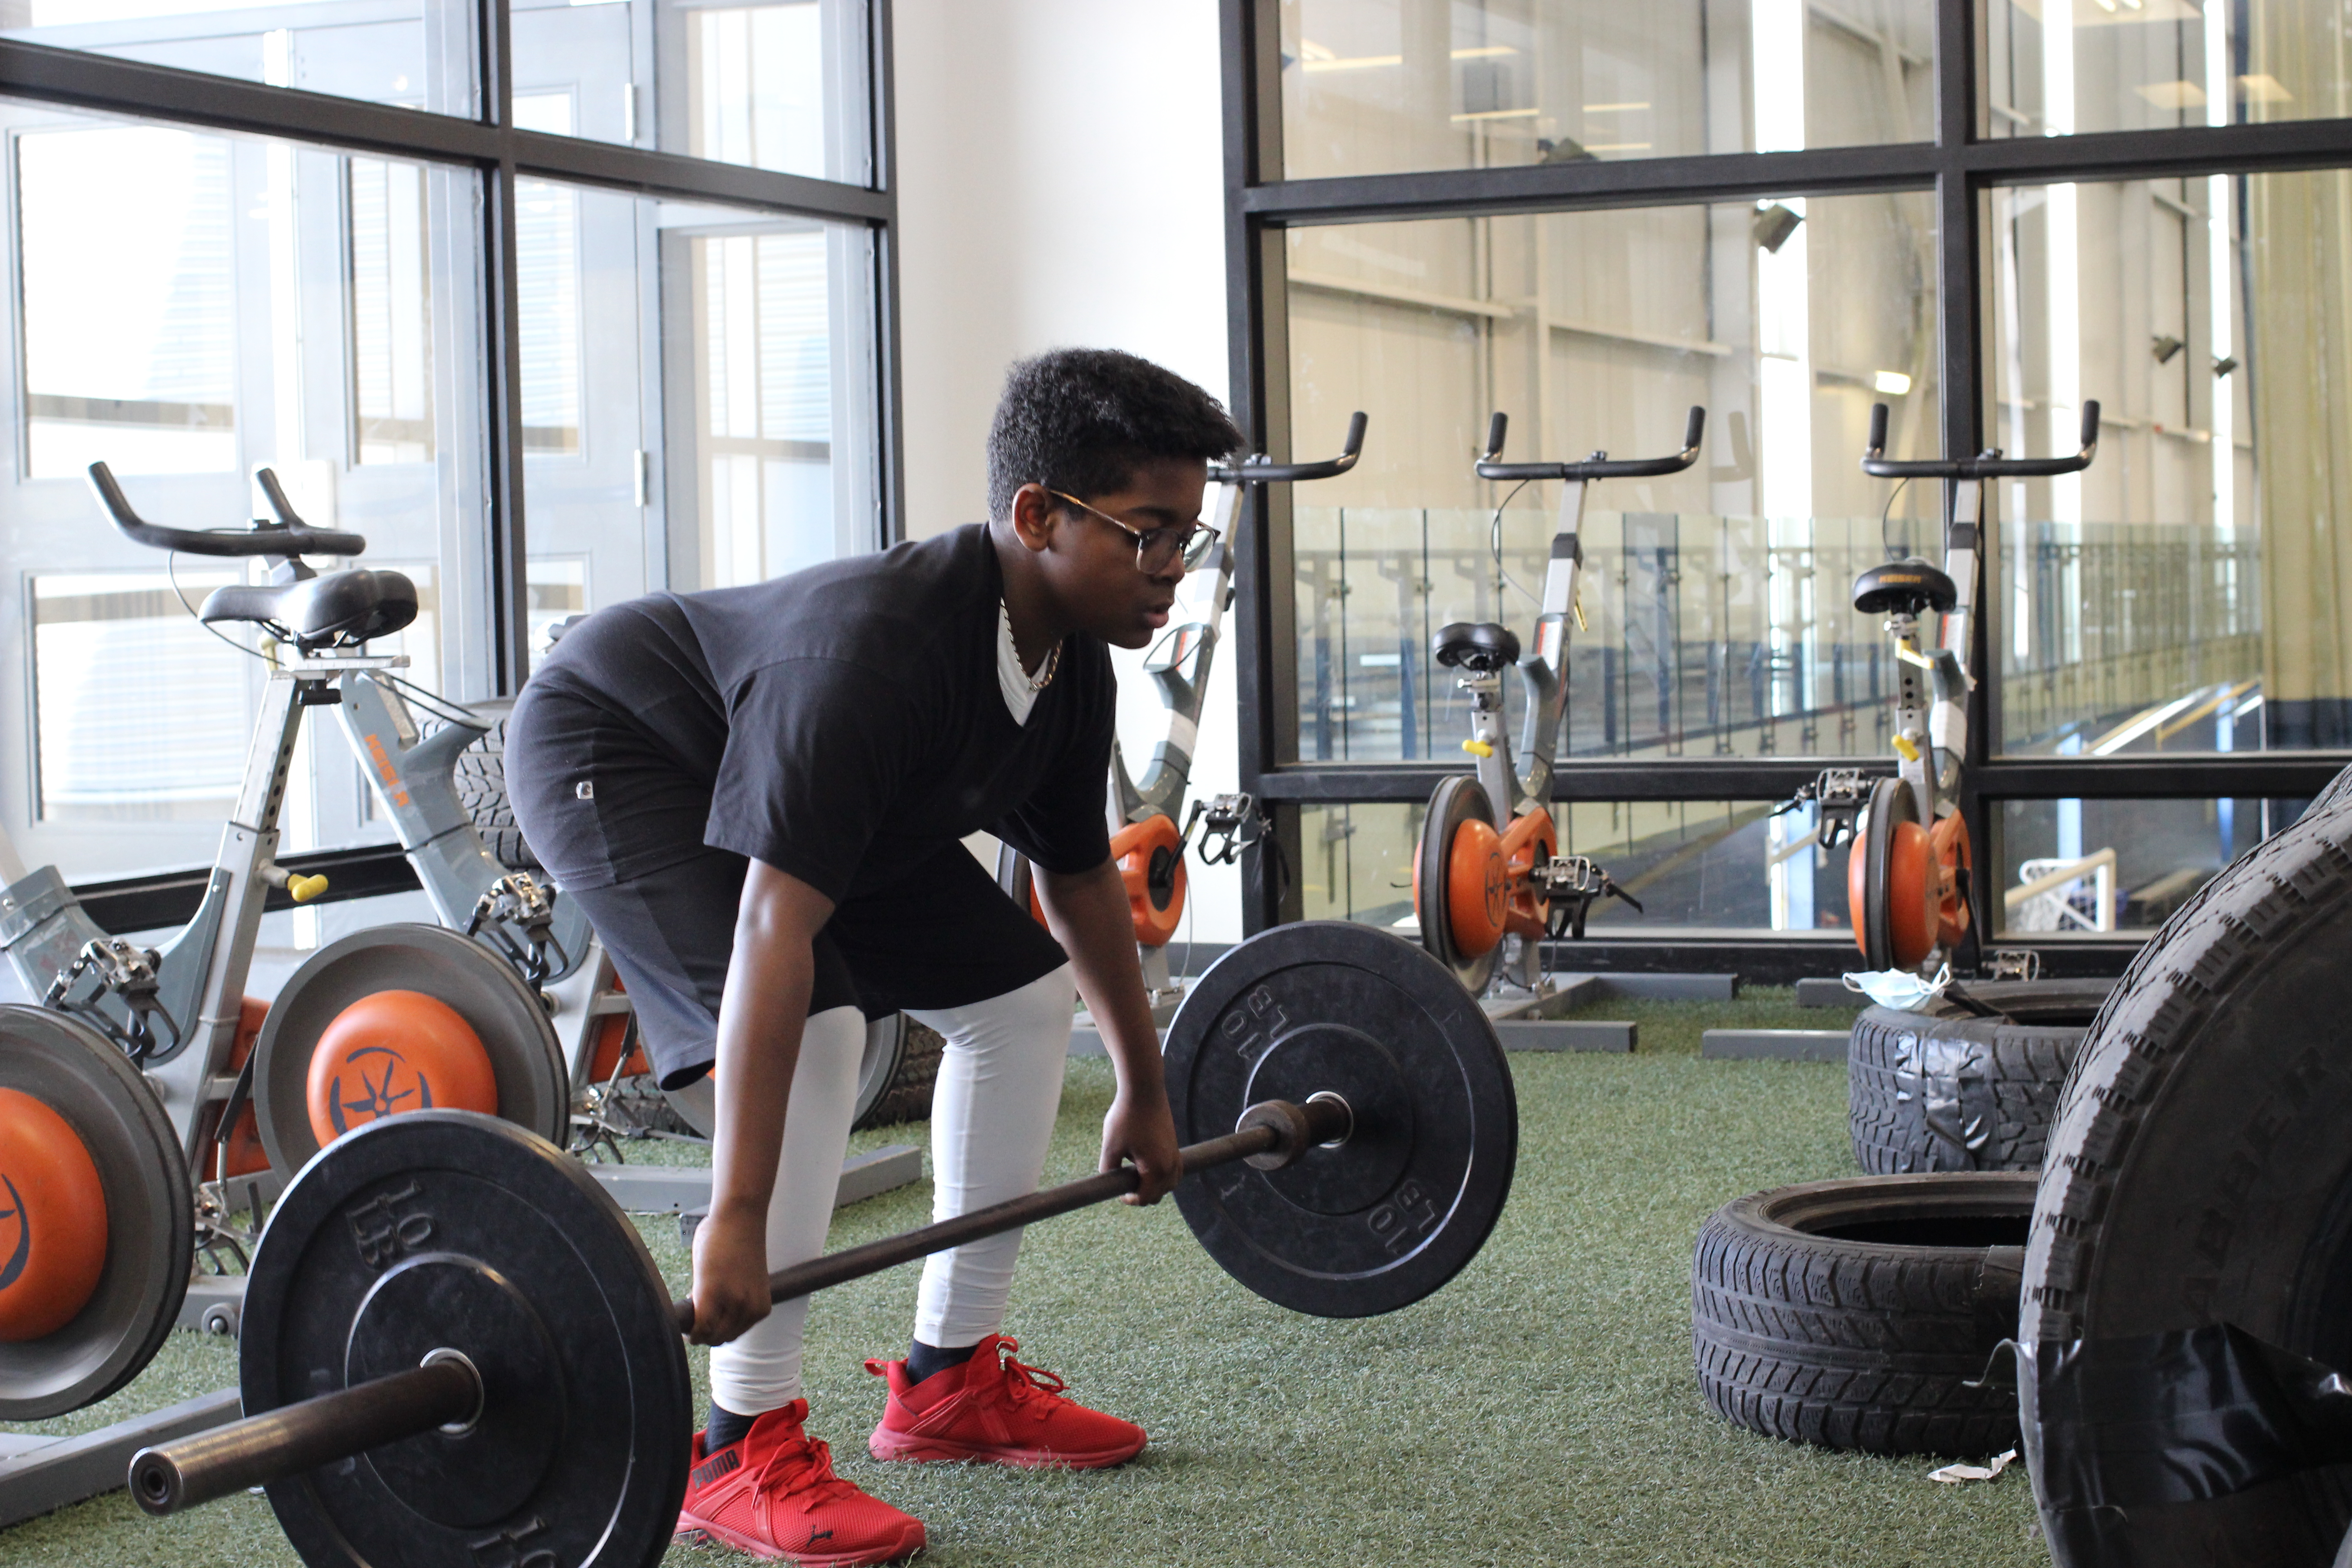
[
  {"xmin": 705, "ymin": 1403, "xmax": 759, "ymax": 1450},
  {"xmin": 904, "ymin": 1339, "xmax": 980, "ymax": 1385}
]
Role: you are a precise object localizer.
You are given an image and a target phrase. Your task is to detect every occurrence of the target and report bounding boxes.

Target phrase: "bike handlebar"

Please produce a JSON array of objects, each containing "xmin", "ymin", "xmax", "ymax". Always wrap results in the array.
[
  {"xmin": 88, "ymin": 462, "xmax": 369, "ymax": 559},
  {"xmin": 1208, "ymin": 411, "xmax": 1367, "ymax": 485},
  {"xmin": 1474, "ymin": 406, "xmax": 1705, "ymax": 482},
  {"xmin": 1861, "ymin": 400, "xmax": 2101, "ymax": 480}
]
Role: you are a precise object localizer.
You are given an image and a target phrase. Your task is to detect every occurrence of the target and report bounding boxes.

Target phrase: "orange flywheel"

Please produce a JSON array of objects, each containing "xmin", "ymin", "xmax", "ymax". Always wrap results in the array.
[
  {"xmin": 0, "ymin": 1087, "xmax": 110, "ymax": 1343},
  {"xmin": 306, "ymin": 989, "xmax": 498, "ymax": 1150},
  {"xmin": 1497, "ymin": 808, "xmax": 1559, "ymax": 940},
  {"xmin": 1930, "ymin": 809, "xmax": 1974, "ymax": 951},
  {"xmin": 1446, "ymin": 817, "xmax": 1509, "ymax": 958},
  {"xmin": 1882, "ymin": 818, "xmax": 1939, "ymax": 969},
  {"xmin": 586, "ymin": 973, "xmax": 648, "ymax": 1083},
  {"xmin": 1111, "ymin": 814, "xmax": 1188, "ymax": 947},
  {"xmin": 202, "ymin": 995, "xmax": 273, "ymax": 1180}
]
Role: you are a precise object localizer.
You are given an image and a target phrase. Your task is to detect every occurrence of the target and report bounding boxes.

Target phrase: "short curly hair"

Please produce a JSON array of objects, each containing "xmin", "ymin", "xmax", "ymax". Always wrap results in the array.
[{"xmin": 986, "ymin": 348, "xmax": 1243, "ymax": 521}]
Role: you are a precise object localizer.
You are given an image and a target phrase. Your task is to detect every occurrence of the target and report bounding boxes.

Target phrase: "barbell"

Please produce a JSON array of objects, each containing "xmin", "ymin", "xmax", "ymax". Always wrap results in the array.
[{"xmin": 125, "ymin": 921, "xmax": 1518, "ymax": 1568}]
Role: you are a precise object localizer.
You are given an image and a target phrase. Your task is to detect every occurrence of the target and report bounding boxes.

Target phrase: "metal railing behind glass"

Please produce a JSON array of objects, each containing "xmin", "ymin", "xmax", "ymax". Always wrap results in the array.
[{"xmin": 1295, "ymin": 507, "xmax": 2266, "ymax": 765}]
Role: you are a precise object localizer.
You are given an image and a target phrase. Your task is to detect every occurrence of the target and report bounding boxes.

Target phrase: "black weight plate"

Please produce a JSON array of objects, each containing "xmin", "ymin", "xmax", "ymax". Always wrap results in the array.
[
  {"xmin": 255, "ymin": 924, "xmax": 568, "ymax": 1175},
  {"xmin": 1416, "ymin": 776, "xmax": 1499, "ymax": 994},
  {"xmin": 0, "ymin": 1004, "xmax": 192, "ymax": 1419},
  {"xmin": 244, "ymin": 1110, "xmax": 691, "ymax": 1568},
  {"xmin": 1859, "ymin": 777, "xmax": 1919, "ymax": 970},
  {"xmin": 1165, "ymin": 922, "xmax": 1517, "ymax": 1317}
]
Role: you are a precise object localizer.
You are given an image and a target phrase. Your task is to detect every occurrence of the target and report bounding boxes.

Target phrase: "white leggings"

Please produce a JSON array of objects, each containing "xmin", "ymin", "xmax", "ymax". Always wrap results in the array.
[{"xmin": 707, "ymin": 964, "xmax": 1075, "ymax": 1415}]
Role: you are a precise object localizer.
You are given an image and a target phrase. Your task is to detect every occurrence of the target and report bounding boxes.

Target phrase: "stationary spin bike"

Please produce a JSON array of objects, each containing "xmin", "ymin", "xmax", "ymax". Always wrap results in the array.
[
  {"xmin": 1413, "ymin": 408, "xmax": 1705, "ymax": 998},
  {"xmin": 1785, "ymin": 400, "xmax": 2101, "ymax": 972},
  {"xmin": 2, "ymin": 468, "xmax": 573, "ymax": 1190},
  {"xmin": 1000, "ymin": 413, "xmax": 1367, "ymax": 1018}
]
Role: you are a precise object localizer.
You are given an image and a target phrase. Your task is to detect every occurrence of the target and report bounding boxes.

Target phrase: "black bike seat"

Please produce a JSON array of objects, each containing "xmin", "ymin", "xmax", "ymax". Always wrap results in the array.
[
  {"xmin": 1852, "ymin": 559, "xmax": 1957, "ymax": 617},
  {"xmin": 200, "ymin": 568, "xmax": 420, "ymax": 648},
  {"xmin": 1432, "ymin": 621, "xmax": 1520, "ymax": 671}
]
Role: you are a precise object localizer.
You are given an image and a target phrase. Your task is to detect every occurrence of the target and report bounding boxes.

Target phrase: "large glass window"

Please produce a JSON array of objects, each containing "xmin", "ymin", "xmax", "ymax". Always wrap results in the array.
[
  {"xmin": 1287, "ymin": 191, "xmax": 1939, "ymax": 764},
  {"xmin": 510, "ymin": 0, "xmax": 873, "ymax": 184},
  {"xmin": 1, "ymin": 100, "xmax": 487, "ymax": 876},
  {"xmin": 1990, "ymin": 169, "xmax": 2352, "ymax": 755},
  {"xmin": 0, "ymin": 2, "xmax": 475, "ymax": 118},
  {"xmin": 1278, "ymin": 0, "xmax": 1935, "ymax": 181},
  {"xmin": 1984, "ymin": 0, "xmax": 2352, "ymax": 140},
  {"xmin": 516, "ymin": 182, "xmax": 880, "ymax": 662},
  {"xmin": 19, "ymin": 126, "xmax": 236, "ymax": 477},
  {"xmin": 0, "ymin": 0, "xmax": 891, "ymax": 907}
]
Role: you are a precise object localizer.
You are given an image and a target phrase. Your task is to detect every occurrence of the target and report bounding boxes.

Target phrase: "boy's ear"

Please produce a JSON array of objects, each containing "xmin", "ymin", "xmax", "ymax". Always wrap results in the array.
[{"xmin": 1007, "ymin": 483, "xmax": 1058, "ymax": 550}]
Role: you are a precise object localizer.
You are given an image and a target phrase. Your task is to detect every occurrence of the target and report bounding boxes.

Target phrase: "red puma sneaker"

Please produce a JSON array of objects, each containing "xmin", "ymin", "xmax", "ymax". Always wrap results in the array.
[
  {"xmin": 676, "ymin": 1401, "xmax": 926, "ymax": 1565},
  {"xmin": 865, "ymin": 1334, "xmax": 1147, "ymax": 1469}
]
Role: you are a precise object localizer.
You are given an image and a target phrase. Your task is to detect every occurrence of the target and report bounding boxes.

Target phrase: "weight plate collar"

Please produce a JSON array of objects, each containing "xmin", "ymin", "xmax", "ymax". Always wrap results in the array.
[
  {"xmin": 244, "ymin": 1110, "xmax": 691, "ymax": 1568},
  {"xmin": 1164, "ymin": 922, "xmax": 1517, "ymax": 1318},
  {"xmin": 0, "ymin": 1004, "xmax": 192, "ymax": 1419}
]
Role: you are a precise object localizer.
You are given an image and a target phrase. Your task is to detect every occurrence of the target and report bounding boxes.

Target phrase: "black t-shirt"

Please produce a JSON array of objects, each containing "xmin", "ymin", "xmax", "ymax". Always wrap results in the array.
[{"xmin": 516, "ymin": 524, "xmax": 1115, "ymax": 897}]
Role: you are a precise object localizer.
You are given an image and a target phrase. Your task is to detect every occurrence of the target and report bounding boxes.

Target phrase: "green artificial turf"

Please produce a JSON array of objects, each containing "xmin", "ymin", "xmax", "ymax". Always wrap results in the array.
[{"xmin": 1, "ymin": 989, "xmax": 2048, "ymax": 1567}]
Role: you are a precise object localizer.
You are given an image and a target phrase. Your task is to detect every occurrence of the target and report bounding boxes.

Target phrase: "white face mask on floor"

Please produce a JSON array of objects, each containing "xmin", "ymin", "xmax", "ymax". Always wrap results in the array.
[{"xmin": 1842, "ymin": 963, "xmax": 1952, "ymax": 1012}]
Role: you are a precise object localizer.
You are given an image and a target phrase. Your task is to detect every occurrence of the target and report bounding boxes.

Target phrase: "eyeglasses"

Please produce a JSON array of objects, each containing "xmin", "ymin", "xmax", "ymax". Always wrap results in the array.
[{"xmin": 1044, "ymin": 489, "xmax": 1219, "ymax": 574}]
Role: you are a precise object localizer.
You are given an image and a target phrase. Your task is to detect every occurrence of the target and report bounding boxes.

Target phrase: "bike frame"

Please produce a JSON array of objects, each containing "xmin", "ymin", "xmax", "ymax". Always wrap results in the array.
[
  {"xmin": 1441, "ymin": 409, "xmax": 1703, "ymax": 991},
  {"xmin": 1804, "ymin": 400, "xmax": 2102, "ymax": 971},
  {"xmin": 334, "ymin": 673, "xmax": 589, "ymax": 990},
  {"xmin": 0, "ymin": 467, "xmax": 606, "ymax": 1163},
  {"xmin": 1464, "ymin": 407, "xmax": 1706, "ymax": 828},
  {"xmin": 1857, "ymin": 401, "xmax": 2102, "ymax": 828},
  {"xmin": 1090, "ymin": 414, "xmax": 1368, "ymax": 1009},
  {"xmin": 0, "ymin": 647, "xmax": 399, "ymax": 1165}
]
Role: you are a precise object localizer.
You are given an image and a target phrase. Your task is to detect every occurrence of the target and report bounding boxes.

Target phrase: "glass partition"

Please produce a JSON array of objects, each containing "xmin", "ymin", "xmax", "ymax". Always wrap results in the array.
[
  {"xmin": 1278, "ymin": 0, "xmax": 1935, "ymax": 180},
  {"xmin": 1983, "ymin": 1, "xmax": 2352, "ymax": 140},
  {"xmin": 1990, "ymin": 169, "xmax": 2352, "ymax": 753},
  {"xmin": 1300, "ymin": 797, "xmax": 1853, "ymax": 932},
  {"xmin": 1297, "ymin": 507, "xmax": 1906, "ymax": 763},
  {"xmin": 1995, "ymin": 795, "xmax": 2271, "ymax": 937},
  {"xmin": 1286, "ymin": 191, "xmax": 1938, "ymax": 764}
]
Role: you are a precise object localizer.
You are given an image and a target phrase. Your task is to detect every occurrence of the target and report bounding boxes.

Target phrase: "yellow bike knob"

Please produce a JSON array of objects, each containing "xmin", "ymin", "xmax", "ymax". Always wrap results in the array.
[
  {"xmin": 1462, "ymin": 739, "xmax": 1494, "ymax": 758},
  {"xmin": 1891, "ymin": 735, "xmax": 1921, "ymax": 763},
  {"xmin": 286, "ymin": 873, "xmax": 331, "ymax": 903}
]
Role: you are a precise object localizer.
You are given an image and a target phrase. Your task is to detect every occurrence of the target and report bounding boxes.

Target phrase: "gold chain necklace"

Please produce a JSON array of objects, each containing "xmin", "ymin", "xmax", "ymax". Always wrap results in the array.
[
  {"xmin": 1004, "ymin": 600, "xmax": 1061, "ymax": 691},
  {"xmin": 1028, "ymin": 639, "xmax": 1062, "ymax": 691}
]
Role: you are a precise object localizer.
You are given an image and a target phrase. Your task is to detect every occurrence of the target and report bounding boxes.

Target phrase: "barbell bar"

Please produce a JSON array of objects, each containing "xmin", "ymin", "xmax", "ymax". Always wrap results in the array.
[{"xmin": 132, "ymin": 1094, "xmax": 1352, "ymax": 1516}]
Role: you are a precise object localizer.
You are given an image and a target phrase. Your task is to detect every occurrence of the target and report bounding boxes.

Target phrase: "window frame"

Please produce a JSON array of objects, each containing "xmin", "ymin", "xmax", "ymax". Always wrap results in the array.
[{"xmin": 1220, "ymin": 0, "xmax": 2352, "ymax": 963}]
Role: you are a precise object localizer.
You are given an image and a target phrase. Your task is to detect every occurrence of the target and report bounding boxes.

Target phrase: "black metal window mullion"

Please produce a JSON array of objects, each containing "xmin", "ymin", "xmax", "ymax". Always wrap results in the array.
[
  {"xmin": 479, "ymin": 0, "xmax": 529, "ymax": 694},
  {"xmin": 872, "ymin": 0, "xmax": 907, "ymax": 546}
]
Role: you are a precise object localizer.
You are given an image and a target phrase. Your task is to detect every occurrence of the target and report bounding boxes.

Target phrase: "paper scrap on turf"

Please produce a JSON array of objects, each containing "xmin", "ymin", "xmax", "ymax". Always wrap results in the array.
[{"xmin": 1928, "ymin": 1449, "xmax": 2016, "ymax": 1484}]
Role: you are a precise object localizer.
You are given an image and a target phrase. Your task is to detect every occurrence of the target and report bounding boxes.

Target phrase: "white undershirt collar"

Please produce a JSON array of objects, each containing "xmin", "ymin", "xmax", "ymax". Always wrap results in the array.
[{"xmin": 997, "ymin": 600, "xmax": 1040, "ymax": 725}]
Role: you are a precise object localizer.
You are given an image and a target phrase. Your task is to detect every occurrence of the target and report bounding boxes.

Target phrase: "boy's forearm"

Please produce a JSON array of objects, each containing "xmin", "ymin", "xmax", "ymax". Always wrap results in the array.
[{"xmin": 1039, "ymin": 858, "xmax": 1167, "ymax": 1102}]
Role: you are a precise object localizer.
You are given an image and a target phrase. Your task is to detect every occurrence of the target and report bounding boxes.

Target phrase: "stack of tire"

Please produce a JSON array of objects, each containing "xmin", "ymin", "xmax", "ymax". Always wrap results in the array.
[
  {"xmin": 1847, "ymin": 978, "xmax": 2112, "ymax": 1174},
  {"xmin": 1692, "ymin": 978, "xmax": 2114, "ymax": 1460}
]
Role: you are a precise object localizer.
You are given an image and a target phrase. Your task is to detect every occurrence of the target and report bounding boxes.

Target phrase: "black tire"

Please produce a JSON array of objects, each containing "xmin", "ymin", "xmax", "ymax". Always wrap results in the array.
[
  {"xmin": 2020, "ymin": 790, "xmax": 2352, "ymax": 1565},
  {"xmin": 1692, "ymin": 1171, "xmax": 2033, "ymax": 1457},
  {"xmin": 452, "ymin": 700, "xmax": 540, "ymax": 872},
  {"xmin": 855, "ymin": 1020, "xmax": 942, "ymax": 1129},
  {"xmin": 1847, "ymin": 979, "xmax": 2114, "ymax": 1174}
]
